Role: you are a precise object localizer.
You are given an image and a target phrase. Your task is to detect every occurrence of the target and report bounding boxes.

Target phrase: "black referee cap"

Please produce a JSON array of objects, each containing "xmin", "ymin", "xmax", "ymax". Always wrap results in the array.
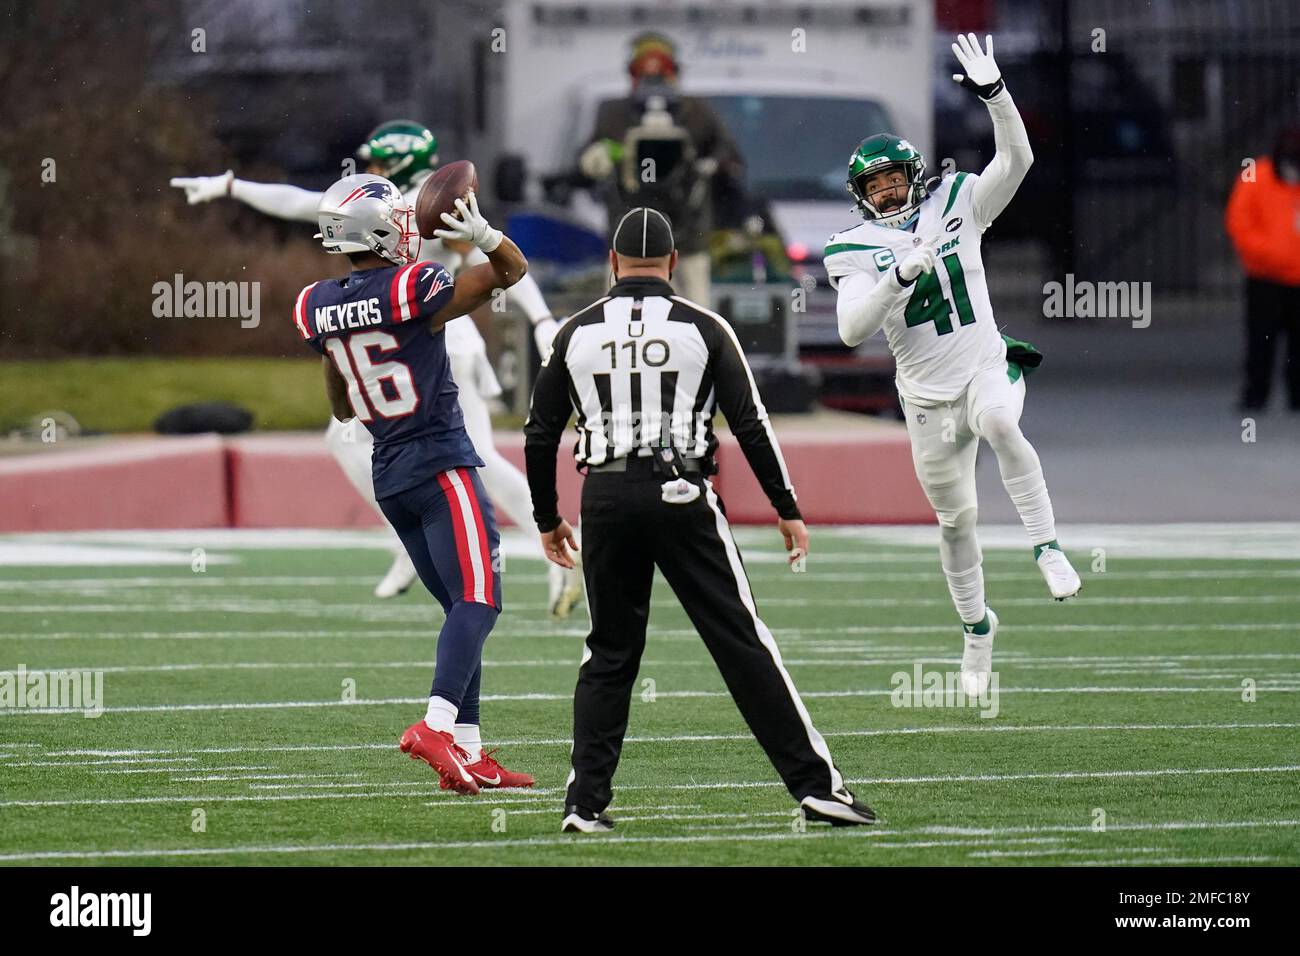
[{"xmin": 611, "ymin": 207, "xmax": 675, "ymax": 258}]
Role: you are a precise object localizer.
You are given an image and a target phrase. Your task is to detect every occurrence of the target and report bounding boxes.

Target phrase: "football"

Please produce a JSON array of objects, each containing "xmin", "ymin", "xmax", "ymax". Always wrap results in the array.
[{"xmin": 414, "ymin": 159, "xmax": 479, "ymax": 239}]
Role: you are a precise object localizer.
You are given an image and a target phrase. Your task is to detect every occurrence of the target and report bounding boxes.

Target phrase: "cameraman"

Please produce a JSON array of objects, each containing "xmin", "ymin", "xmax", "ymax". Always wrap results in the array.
[{"xmin": 578, "ymin": 32, "xmax": 744, "ymax": 305}]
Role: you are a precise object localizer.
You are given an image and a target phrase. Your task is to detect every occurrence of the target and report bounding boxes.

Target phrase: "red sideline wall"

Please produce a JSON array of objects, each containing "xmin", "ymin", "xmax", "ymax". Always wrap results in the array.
[
  {"xmin": 0, "ymin": 436, "xmax": 229, "ymax": 532},
  {"xmin": 0, "ymin": 429, "xmax": 932, "ymax": 532}
]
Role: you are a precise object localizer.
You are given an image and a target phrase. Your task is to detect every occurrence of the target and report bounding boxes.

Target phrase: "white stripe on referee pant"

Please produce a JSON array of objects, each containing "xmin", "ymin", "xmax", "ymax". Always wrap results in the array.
[
  {"xmin": 444, "ymin": 468, "xmax": 488, "ymax": 605},
  {"xmin": 568, "ymin": 540, "xmax": 597, "ymax": 792},
  {"xmin": 701, "ymin": 480, "xmax": 844, "ymax": 795}
]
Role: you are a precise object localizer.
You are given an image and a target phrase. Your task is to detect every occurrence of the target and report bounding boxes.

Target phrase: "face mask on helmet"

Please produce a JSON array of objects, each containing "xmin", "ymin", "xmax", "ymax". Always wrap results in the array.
[
  {"xmin": 846, "ymin": 136, "xmax": 929, "ymax": 229},
  {"xmin": 851, "ymin": 163, "xmax": 926, "ymax": 228},
  {"xmin": 371, "ymin": 201, "xmax": 421, "ymax": 264}
]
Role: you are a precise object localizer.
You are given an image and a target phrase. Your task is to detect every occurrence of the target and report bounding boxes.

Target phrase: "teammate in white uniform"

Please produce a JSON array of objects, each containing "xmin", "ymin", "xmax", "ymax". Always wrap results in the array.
[
  {"xmin": 172, "ymin": 121, "xmax": 584, "ymax": 614},
  {"xmin": 826, "ymin": 35, "xmax": 1081, "ymax": 696}
]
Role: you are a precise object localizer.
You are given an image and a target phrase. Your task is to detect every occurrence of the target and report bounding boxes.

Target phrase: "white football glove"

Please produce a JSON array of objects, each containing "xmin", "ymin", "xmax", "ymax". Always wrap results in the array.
[
  {"xmin": 533, "ymin": 316, "xmax": 560, "ymax": 361},
  {"xmin": 896, "ymin": 247, "xmax": 936, "ymax": 285},
  {"xmin": 951, "ymin": 33, "xmax": 1005, "ymax": 100},
  {"xmin": 433, "ymin": 191, "xmax": 503, "ymax": 253},
  {"xmin": 579, "ymin": 141, "xmax": 615, "ymax": 180},
  {"xmin": 169, "ymin": 171, "xmax": 233, "ymax": 205}
]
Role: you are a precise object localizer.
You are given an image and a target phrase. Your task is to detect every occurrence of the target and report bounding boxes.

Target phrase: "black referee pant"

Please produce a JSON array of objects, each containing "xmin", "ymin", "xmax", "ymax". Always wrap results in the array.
[{"xmin": 566, "ymin": 457, "xmax": 844, "ymax": 814}]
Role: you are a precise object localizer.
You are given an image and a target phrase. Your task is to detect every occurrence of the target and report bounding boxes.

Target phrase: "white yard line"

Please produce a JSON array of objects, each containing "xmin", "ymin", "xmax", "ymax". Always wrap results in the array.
[
  {"xmin": 0, "ymin": 828, "xmax": 888, "ymax": 862},
  {"xmin": 10, "ymin": 567, "xmax": 1300, "ymax": 591},
  {"xmin": 4, "ymin": 722, "xmax": 1296, "ymax": 763},
  {"xmin": 0, "ymin": 818, "xmax": 1292, "ymax": 864},
  {"xmin": 1065, "ymin": 855, "xmax": 1275, "ymax": 866},
  {"xmin": 101, "ymin": 765, "xmax": 273, "ymax": 775},
  {"xmin": 169, "ymin": 772, "xmax": 363, "ymax": 783},
  {"xmin": 3, "ymin": 684, "xmax": 1295, "ymax": 718},
  {"xmin": 6, "ymin": 622, "xmax": 1300, "ymax": 641},
  {"xmin": 4, "ymin": 768, "xmax": 1298, "ymax": 809},
  {"xmin": 6, "ymin": 593, "xmax": 1300, "ymax": 614},
  {"xmin": 17, "ymin": 651, "xmax": 1300, "ymax": 677}
]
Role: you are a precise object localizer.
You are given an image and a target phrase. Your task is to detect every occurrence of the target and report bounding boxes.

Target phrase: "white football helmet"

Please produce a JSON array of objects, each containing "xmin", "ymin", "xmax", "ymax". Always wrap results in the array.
[{"xmin": 315, "ymin": 173, "xmax": 420, "ymax": 265}]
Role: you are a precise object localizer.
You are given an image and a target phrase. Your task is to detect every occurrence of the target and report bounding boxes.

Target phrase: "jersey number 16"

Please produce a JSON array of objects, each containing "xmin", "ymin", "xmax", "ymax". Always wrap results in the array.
[{"xmin": 324, "ymin": 332, "xmax": 418, "ymax": 422}]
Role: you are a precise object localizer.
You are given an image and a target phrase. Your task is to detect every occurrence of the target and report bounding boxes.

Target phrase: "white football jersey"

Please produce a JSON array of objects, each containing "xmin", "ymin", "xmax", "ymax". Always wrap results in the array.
[{"xmin": 825, "ymin": 172, "xmax": 1006, "ymax": 403}]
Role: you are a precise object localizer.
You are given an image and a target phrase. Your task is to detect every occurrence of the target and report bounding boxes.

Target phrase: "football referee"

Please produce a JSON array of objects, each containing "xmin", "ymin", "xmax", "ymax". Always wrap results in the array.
[{"xmin": 525, "ymin": 208, "xmax": 877, "ymax": 832}]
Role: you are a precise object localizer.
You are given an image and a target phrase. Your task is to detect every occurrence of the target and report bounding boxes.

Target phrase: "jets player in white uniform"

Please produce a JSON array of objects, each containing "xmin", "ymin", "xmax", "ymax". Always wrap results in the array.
[
  {"xmin": 172, "ymin": 121, "xmax": 584, "ymax": 615},
  {"xmin": 826, "ymin": 35, "xmax": 1081, "ymax": 695}
]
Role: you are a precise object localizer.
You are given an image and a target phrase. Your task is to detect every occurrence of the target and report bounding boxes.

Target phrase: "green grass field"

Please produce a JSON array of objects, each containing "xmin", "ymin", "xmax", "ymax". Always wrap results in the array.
[
  {"xmin": 1, "ymin": 526, "xmax": 1297, "ymax": 866},
  {"xmin": 0, "ymin": 359, "xmax": 326, "ymax": 434}
]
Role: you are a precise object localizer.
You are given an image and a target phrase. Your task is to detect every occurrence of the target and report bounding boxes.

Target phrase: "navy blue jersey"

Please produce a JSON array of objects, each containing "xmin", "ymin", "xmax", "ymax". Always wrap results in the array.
[{"xmin": 294, "ymin": 260, "xmax": 484, "ymax": 498}]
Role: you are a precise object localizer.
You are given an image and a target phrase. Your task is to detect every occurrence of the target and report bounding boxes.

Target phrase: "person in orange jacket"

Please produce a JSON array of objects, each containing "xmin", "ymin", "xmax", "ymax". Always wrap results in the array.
[{"xmin": 1225, "ymin": 127, "xmax": 1300, "ymax": 411}]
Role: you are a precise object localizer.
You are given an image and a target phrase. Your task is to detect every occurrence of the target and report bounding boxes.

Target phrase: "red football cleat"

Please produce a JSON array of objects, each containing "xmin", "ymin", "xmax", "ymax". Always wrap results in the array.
[
  {"xmin": 459, "ymin": 748, "xmax": 536, "ymax": 789},
  {"xmin": 399, "ymin": 721, "xmax": 479, "ymax": 795}
]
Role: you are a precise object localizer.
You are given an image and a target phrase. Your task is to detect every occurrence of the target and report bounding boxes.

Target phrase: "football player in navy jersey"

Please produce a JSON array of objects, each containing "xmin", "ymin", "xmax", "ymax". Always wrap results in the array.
[{"xmin": 296, "ymin": 173, "xmax": 532, "ymax": 794}]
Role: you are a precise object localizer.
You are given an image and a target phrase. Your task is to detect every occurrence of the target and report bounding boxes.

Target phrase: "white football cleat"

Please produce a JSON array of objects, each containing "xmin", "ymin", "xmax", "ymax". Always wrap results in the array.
[
  {"xmin": 1037, "ymin": 546, "xmax": 1082, "ymax": 601},
  {"xmin": 374, "ymin": 550, "xmax": 418, "ymax": 599},
  {"xmin": 548, "ymin": 561, "xmax": 584, "ymax": 619},
  {"xmin": 961, "ymin": 607, "xmax": 998, "ymax": 698}
]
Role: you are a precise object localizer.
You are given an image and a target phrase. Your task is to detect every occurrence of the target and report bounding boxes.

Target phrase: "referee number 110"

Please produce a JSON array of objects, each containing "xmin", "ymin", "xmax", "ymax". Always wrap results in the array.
[{"xmin": 601, "ymin": 338, "xmax": 671, "ymax": 368}]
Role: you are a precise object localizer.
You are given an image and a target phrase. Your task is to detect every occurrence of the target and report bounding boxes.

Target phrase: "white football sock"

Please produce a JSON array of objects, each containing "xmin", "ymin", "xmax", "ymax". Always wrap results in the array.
[
  {"xmin": 943, "ymin": 563, "xmax": 987, "ymax": 626},
  {"xmin": 1002, "ymin": 467, "xmax": 1057, "ymax": 546},
  {"xmin": 453, "ymin": 723, "xmax": 482, "ymax": 762},
  {"xmin": 423, "ymin": 695, "xmax": 458, "ymax": 734}
]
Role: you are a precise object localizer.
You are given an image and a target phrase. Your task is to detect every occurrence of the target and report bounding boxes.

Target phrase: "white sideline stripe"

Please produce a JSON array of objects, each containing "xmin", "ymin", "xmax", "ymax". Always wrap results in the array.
[
  {"xmin": 104, "ymin": 765, "xmax": 273, "ymax": 775},
  {"xmin": 0, "ymin": 818, "xmax": 1294, "ymax": 863},
  {"xmin": 0, "ymin": 828, "xmax": 884, "ymax": 862},
  {"xmin": 11, "ymin": 521, "xmax": 1300, "ymax": 560},
  {"xmin": 6, "ymin": 721, "xmax": 1295, "ymax": 762},
  {"xmin": 0, "ymin": 756, "xmax": 197, "ymax": 768},
  {"xmin": 1066, "ymin": 856, "xmax": 1275, "ymax": 866},
  {"xmin": 7, "ymin": 621, "xmax": 1300, "ymax": 641},
  {"xmin": 745, "ymin": 569, "xmax": 1300, "ymax": 582},
  {"xmin": 8, "ymin": 593, "xmax": 1300, "ymax": 613},
  {"xmin": 27, "ymin": 652, "xmax": 1300, "ymax": 676},
  {"xmin": 927, "ymin": 818, "xmax": 1300, "ymax": 836},
  {"xmin": 971, "ymin": 846, "xmax": 1177, "ymax": 859},
  {"xmin": 170, "ymin": 772, "xmax": 365, "ymax": 783},
  {"xmin": 10, "ymin": 567, "xmax": 1300, "ymax": 591},
  {"xmin": 4, "ymin": 769, "xmax": 1298, "ymax": 809},
  {"xmin": 4, "ymin": 686, "xmax": 1297, "ymax": 717}
]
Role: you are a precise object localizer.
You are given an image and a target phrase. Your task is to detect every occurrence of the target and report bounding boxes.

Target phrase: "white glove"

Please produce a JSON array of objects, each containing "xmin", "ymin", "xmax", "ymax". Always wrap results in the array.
[
  {"xmin": 533, "ymin": 316, "xmax": 560, "ymax": 361},
  {"xmin": 169, "ymin": 170, "xmax": 233, "ymax": 205},
  {"xmin": 433, "ymin": 191, "xmax": 503, "ymax": 253},
  {"xmin": 896, "ymin": 247, "xmax": 936, "ymax": 285},
  {"xmin": 951, "ymin": 33, "xmax": 1005, "ymax": 100},
  {"xmin": 579, "ymin": 142, "xmax": 615, "ymax": 179}
]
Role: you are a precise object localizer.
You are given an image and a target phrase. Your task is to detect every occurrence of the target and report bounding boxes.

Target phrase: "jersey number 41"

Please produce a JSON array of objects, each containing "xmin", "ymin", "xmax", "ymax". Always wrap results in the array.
[{"xmin": 904, "ymin": 252, "xmax": 977, "ymax": 336}]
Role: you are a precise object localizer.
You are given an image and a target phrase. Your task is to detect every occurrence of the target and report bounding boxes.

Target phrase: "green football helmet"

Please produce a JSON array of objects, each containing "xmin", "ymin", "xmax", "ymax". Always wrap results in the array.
[
  {"xmin": 355, "ymin": 120, "xmax": 439, "ymax": 193},
  {"xmin": 846, "ymin": 134, "xmax": 928, "ymax": 228}
]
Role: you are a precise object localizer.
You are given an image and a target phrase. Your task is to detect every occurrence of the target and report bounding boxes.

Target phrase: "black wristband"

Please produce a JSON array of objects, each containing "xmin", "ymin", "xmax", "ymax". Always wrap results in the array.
[
  {"xmin": 535, "ymin": 514, "xmax": 562, "ymax": 534},
  {"xmin": 958, "ymin": 75, "xmax": 1005, "ymax": 101},
  {"xmin": 895, "ymin": 266, "xmax": 918, "ymax": 288}
]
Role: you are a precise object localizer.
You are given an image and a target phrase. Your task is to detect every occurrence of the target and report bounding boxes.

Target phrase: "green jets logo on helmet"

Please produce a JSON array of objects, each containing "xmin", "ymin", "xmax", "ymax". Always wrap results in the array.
[
  {"xmin": 356, "ymin": 120, "xmax": 439, "ymax": 192},
  {"xmin": 846, "ymin": 133, "xmax": 929, "ymax": 228}
]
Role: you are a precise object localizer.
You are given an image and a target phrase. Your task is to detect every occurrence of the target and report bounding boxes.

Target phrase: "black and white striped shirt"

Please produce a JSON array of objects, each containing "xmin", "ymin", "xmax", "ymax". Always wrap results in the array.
[{"xmin": 524, "ymin": 275, "xmax": 799, "ymax": 532}]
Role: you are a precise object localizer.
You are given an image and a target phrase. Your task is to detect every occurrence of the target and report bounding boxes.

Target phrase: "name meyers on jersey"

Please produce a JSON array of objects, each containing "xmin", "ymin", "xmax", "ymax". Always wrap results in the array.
[{"xmin": 315, "ymin": 297, "xmax": 384, "ymax": 334}]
